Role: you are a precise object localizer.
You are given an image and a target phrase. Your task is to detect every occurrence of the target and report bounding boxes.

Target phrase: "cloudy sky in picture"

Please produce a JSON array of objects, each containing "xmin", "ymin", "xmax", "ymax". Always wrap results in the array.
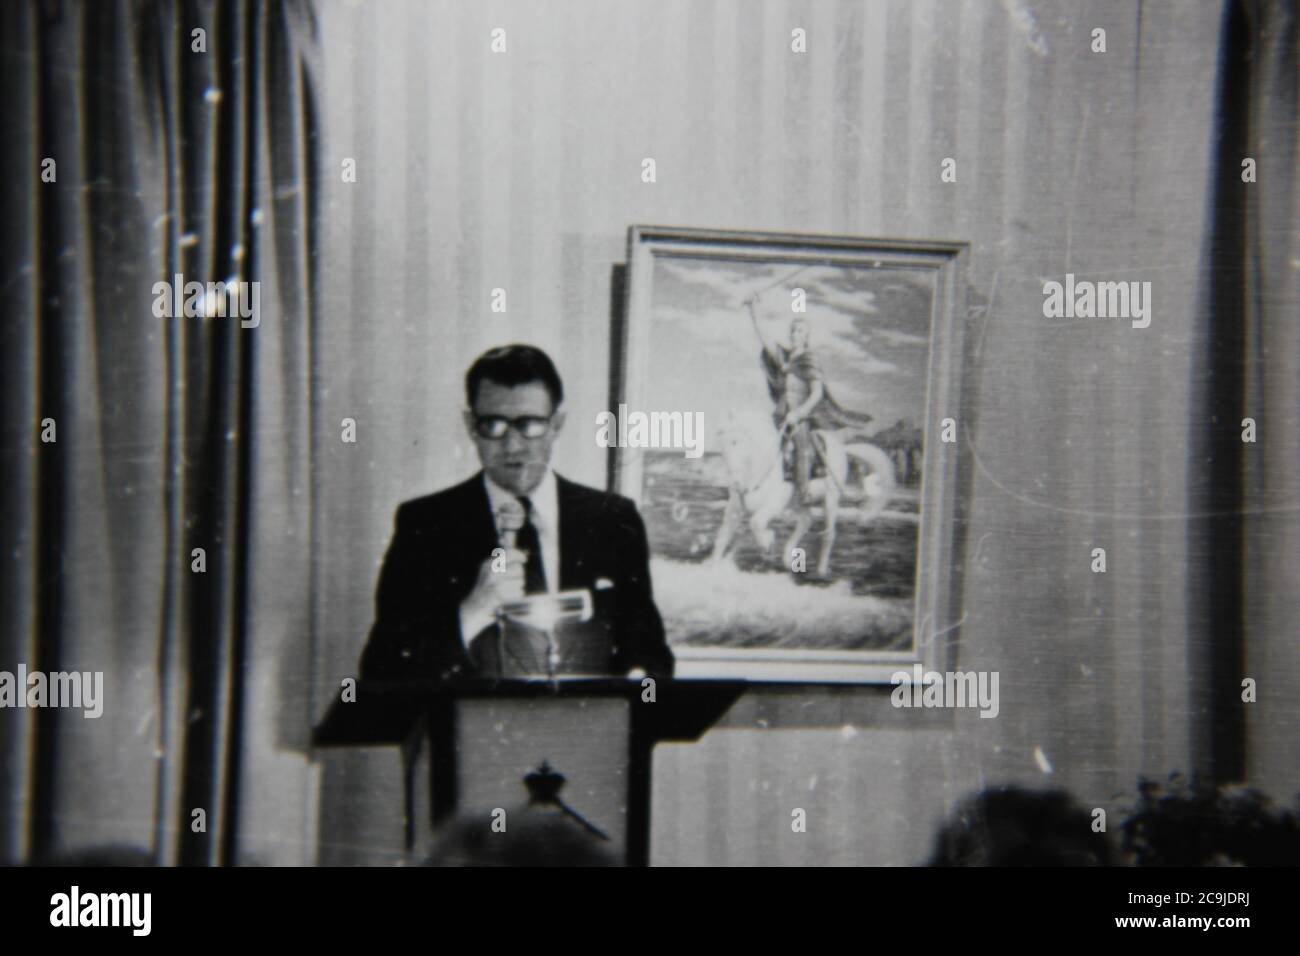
[{"xmin": 645, "ymin": 256, "xmax": 935, "ymax": 444}]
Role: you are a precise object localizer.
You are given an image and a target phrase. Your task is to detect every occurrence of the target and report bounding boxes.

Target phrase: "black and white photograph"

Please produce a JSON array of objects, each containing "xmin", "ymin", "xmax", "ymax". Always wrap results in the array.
[{"xmin": 0, "ymin": 0, "xmax": 1297, "ymax": 924}]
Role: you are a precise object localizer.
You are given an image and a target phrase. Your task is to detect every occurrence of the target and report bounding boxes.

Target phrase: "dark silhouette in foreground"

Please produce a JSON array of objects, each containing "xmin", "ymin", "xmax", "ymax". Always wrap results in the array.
[{"xmin": 928, "ymin": 786, "xmax": 1110, "ymax": 866}]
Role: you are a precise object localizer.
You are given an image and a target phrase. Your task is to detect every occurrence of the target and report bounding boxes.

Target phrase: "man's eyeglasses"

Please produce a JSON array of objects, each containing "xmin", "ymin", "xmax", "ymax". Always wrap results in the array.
[{"xmin": 472, "ymin": 415, "xmax": 553, "ymax": 440}]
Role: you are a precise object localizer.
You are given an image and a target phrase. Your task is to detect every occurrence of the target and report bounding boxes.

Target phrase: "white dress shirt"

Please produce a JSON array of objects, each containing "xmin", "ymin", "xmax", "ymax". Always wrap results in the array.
[
  {"xmin": 458, "ymin": 468, "xmax": 561, "ymax": 647},
  {"xmin": 483, "ymin": 467, "xmax": 559, "ymax": 593}
]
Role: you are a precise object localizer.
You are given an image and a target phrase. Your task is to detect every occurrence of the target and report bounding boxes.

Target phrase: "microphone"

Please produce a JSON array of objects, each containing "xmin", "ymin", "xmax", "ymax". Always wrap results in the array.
[{"xmin": 495, "ymin": 497, "xmax": 525, "ymax": 550}]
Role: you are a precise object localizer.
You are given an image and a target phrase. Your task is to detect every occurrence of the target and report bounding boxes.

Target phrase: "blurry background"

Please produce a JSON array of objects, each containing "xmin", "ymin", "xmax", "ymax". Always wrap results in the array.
[{"xmin": 2, "ymin": 0, "xmax": 1296, "ymax": 865}]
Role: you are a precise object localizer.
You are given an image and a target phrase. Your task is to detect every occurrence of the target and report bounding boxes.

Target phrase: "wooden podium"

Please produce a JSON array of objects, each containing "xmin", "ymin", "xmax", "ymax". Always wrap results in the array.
[{"xmin": 313, "ymin": 678, "xmax": 744, "ymax": 865}]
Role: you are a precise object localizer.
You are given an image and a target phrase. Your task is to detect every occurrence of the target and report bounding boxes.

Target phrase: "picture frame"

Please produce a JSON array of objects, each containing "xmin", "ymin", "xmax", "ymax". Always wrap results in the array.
[{"xmin": 612, "ymin": 226, "xmax": 971, "ymax": 683}]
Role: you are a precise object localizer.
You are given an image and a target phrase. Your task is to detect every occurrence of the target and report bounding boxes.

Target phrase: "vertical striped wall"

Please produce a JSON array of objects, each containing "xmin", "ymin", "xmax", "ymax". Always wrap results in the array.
[{"xmin": 298, "ymin": 0, "xmax": 1231, "ymax": 865}]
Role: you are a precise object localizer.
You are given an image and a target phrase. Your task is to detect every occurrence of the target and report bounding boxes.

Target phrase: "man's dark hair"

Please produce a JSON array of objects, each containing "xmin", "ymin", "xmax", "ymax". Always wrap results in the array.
[
  {"xmin": 465, "ymin": 344, "xmax": 564, "ymax": 410},
  {"xmin": 424, "ymin": 807, "xmax": 618, "ymax": 867},
  {"xmin": 927, "ymin": 786, "xmax": 1111, "ymax": 866}
]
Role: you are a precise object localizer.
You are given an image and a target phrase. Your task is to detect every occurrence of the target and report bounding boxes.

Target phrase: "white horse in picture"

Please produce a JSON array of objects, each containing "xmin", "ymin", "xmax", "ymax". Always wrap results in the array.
[{"xmin": 710, "ymin": 414, "xmax": 896, "ymax": 577}]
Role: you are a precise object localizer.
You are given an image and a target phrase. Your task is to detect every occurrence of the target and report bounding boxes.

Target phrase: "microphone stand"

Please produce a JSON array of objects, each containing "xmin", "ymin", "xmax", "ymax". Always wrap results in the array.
[
  {"xmin": 546, "ymin": 622, "xmax": 559, "ymax": 684},
  {"xmin": 495, "ymin": 590, "xmax": 594, "ymax": 683},
  {"xmin": 493, "ymin": 486, "xmax": 591, "ymax": 683}
]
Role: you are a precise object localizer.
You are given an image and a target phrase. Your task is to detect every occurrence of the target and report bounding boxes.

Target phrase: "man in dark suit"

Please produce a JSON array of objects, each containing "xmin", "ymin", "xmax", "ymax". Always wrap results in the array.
[{"xmin": 359, "ymin": 344, "xmax": 674, "ymax": 682}]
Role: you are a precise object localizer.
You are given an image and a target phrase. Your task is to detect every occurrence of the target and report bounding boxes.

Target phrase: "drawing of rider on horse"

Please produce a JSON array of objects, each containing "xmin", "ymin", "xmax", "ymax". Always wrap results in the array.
[{"xmin": 746, "ymin": 298, "xmax": 875, "ymax": 507}]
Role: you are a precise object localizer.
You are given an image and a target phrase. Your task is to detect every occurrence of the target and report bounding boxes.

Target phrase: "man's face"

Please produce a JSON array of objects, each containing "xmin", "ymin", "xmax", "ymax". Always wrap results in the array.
[
  {"xmin": 464, "ymin": 380, "xmax": 565, "ymax": 495},
  {"xmin": 789, "ymin": 319, "xmax": 809, "ymax": 348}
]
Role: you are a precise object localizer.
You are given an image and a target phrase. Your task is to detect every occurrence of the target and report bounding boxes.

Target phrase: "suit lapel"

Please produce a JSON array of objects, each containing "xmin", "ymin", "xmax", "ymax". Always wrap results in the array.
[
  {"xmin": 556, "ymin": 474, "xmax": 586, "ymax": 590},
  {"xmin": 458, "ymin": 471, "xmax": 499, "ymax": 567}
]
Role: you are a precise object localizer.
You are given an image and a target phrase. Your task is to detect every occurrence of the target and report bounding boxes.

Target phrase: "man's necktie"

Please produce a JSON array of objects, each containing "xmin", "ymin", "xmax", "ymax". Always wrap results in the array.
[{"xmin": 516, "ymin": 495, "xmax": 548, "ymax": 595}]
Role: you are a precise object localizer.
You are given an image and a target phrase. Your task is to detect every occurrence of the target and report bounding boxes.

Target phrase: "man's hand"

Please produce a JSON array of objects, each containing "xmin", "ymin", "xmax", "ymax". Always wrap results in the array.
[{"xmin": 461, "ymin": 549, "xmax": 527, "ymax": 622}]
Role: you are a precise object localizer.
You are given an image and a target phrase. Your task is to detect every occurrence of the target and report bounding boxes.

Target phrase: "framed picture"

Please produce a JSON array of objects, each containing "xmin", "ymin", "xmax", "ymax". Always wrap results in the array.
[{"xmin": 613, "ymin": 226, "xmax": 970, "ymax": 683}]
